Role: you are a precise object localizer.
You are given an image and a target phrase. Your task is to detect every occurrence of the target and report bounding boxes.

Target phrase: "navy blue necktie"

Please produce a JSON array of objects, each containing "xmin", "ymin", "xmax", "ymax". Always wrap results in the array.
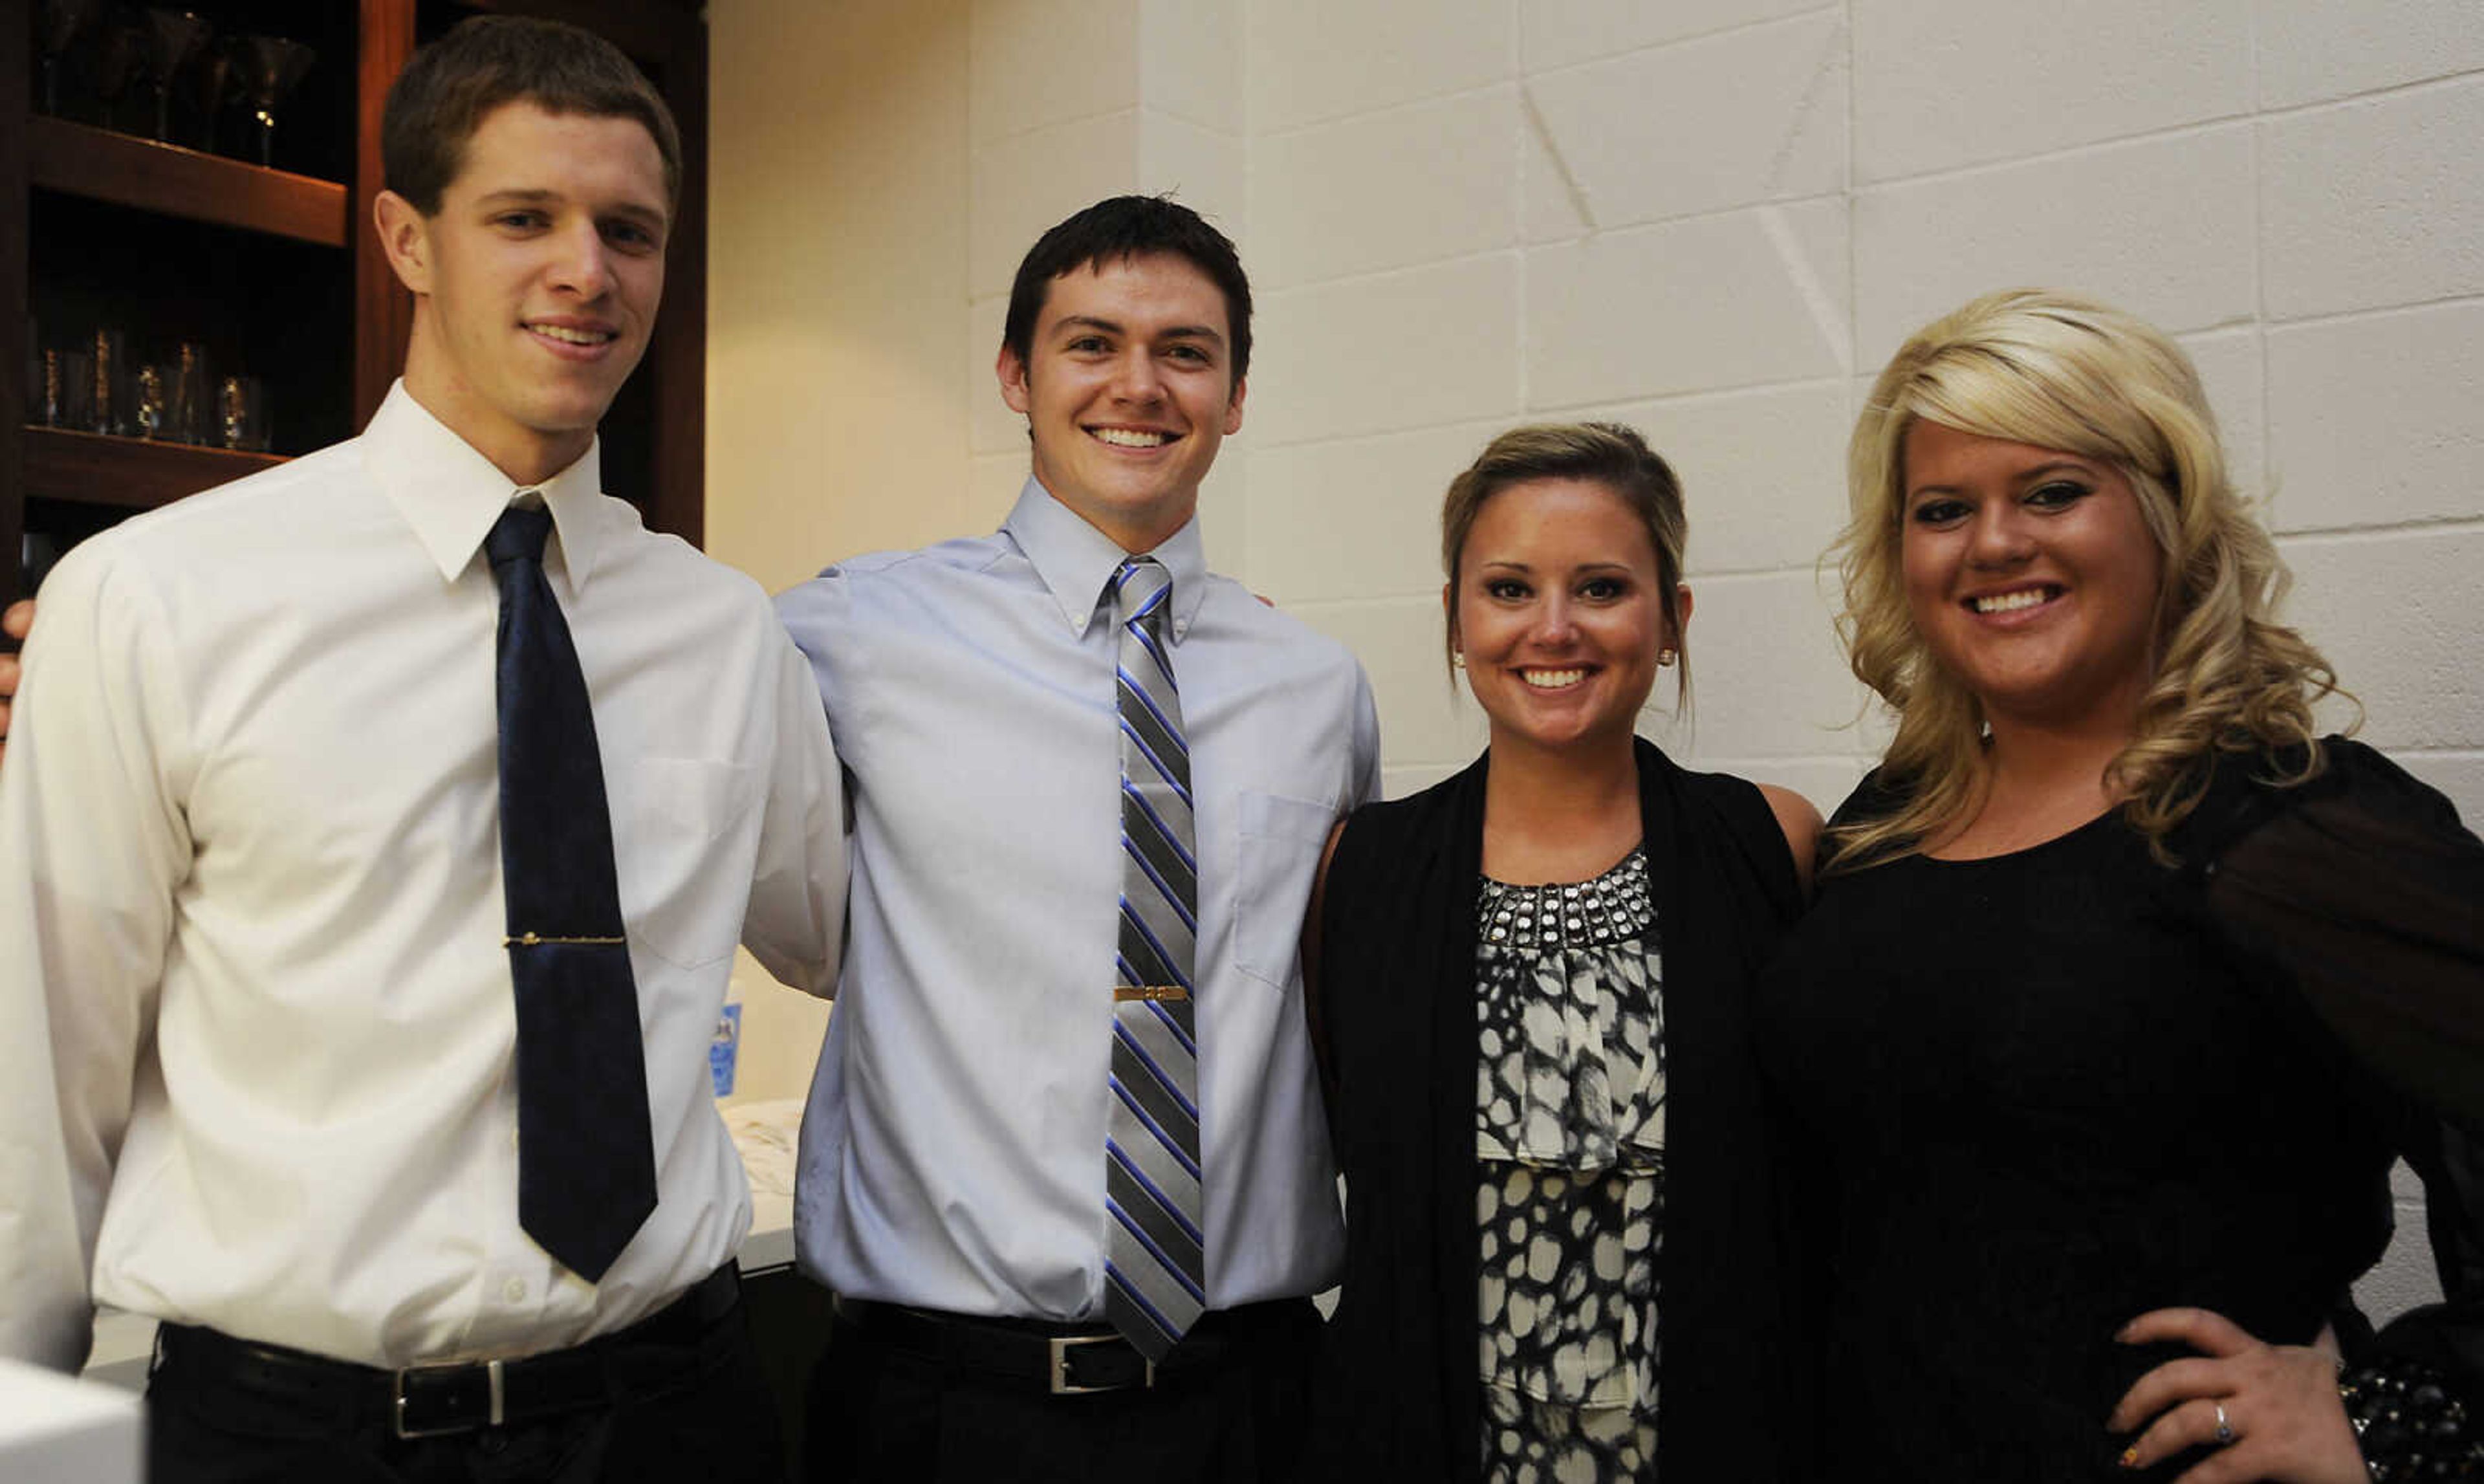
[{"xmin": 487, "ymin": 503, "xmax": 657, "ymax": 1282}]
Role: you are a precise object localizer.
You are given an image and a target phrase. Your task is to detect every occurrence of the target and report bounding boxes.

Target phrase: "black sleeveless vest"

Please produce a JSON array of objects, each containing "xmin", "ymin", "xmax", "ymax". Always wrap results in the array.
[{"xmin": 1308, "ymin": 739, "xmax": 1810, "ymax": 1483}]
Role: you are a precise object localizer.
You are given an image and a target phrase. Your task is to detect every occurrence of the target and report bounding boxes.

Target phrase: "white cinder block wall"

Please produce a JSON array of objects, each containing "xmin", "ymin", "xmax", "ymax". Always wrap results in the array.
[
  {"xmin": 705, "ymin": 0, "xmax": 2484, "ymax": 1320},
  {"xmin": 1233, "ymin": 0, "xmax": 2484, "ymax": 1323}
]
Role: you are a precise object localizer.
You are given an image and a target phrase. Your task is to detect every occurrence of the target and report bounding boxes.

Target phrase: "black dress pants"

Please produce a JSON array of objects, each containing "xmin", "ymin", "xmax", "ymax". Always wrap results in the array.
[
  {"xmin": 801, "ymin": 1300, "xmax": 1320, "ymax": 1484},
  {"xmin": 145, "ymin": 1286, "xmax": 786, "ymax": 1484}
]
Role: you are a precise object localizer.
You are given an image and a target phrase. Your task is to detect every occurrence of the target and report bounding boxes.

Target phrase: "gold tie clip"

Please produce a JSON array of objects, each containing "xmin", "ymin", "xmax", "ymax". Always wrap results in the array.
[
  {"xmin": 1113, "ymin": 985, "xmax": 1190, "ymax": 1003},
  {"xmin": 503, "ymin": 932, "xmax": 628, "ymax": 948}
]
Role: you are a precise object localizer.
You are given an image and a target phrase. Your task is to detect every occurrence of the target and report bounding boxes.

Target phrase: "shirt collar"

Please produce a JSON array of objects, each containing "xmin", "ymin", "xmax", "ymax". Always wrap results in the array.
[
  {"xmin": 362, "ymin": 380, "xmax": 611, "ymax": 600},
  {"xmin": 1002, "ymin": 477, "xmax": 1210, "ymax": 642}
]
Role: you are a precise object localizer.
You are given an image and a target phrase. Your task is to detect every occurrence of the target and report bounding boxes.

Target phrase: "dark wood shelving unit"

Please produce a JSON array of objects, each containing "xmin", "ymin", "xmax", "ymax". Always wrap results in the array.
[
  {"xmin": 25, "ymin": 428, "xmax": 287, "ymax": 510},
  {"xmin": 5, "ymin": 0, "xmax": 709, "ymax": 604},
  {"xmin": 27, "ymin": 116, "xmax": 349, "ymax": 246}
]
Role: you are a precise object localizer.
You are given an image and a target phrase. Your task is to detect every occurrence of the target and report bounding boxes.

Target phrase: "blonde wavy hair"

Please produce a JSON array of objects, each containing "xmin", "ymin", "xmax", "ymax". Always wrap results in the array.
[{"xmin": 1824, "ymin": 289, "xmax": 2344, "ymax": 871}]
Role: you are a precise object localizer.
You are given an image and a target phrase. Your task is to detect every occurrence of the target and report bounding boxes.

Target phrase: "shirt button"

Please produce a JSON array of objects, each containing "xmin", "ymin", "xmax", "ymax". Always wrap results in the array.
[{"xmin": 503, "ymin": 1278, "xmax": 527, "ymax": 1304}]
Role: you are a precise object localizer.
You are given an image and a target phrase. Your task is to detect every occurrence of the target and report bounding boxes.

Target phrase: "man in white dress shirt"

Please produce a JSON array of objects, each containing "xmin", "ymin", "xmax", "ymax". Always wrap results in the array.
[
  {"xmin": 774, "ymin": 197, "xmax": 1380, "ymax": 1483},
  {"xmin": 0, "ymin": 18, "xmax": 844, "ymax": 1483}
]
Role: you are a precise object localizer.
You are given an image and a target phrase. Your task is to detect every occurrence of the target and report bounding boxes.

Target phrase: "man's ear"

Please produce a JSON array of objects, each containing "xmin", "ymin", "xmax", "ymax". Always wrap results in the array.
[
  {"xmin": 374, "ymin": 190, "xmax": 433, "ymax": 296},
  {"xmin": 1222, "ymin": 373, "xmax": 1246, "ymax": 437},
  {"xmin": 996, "ymin": 344, "xmax": 1032, "ymax": 416}
]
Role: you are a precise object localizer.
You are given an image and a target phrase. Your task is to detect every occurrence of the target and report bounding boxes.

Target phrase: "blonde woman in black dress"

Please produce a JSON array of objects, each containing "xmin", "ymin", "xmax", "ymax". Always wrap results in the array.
[
  {"xmin": 1307, "ymin": 423, "xmax": 1821, "ymax": 1483},
  {"xmin": 1760, "ymin": 289, "xmax": 2484, "ymax": 1483}
]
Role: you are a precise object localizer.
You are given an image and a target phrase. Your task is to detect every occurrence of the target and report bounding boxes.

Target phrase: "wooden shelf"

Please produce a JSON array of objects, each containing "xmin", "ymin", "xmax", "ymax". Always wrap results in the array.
[
  {"xmin": 28, "ymin": 116, "xmax": 349, "ymax": 248},
  {"xmin": 23, "ymin": 427, "xmax": 287, "ymax": 510}
]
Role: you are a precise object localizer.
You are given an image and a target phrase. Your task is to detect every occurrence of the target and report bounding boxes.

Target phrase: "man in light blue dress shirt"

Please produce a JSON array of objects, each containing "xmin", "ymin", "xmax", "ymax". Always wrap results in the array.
[{"xmin": 774, "ymin": 197, "xmax": 1380, "ymax": 1483}]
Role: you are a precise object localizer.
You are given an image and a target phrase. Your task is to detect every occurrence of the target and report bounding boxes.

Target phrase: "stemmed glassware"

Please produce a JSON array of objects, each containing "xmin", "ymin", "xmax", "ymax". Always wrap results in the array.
[
  {"xmin": 140, "ymin": 10, "xmax": 213, "ymax": 144},
  {"xmin": 88, "ymin": 19, "xmax": 143, "ymax": 133},
  {"xmin": 228, "ymin": 35, "xmax": 317, "ymax": 169},
  {"xmin": 191, "ymin": 39, "xmax": 235, "ymax": 155},
  {"xmin": 36, "ymin": 0, "xmax": 103, "ymax": 116}
]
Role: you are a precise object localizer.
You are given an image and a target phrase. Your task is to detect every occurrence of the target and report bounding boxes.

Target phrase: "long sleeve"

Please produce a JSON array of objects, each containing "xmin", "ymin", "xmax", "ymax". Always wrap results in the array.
[
  {"xmin": 0, "ymin": 544, "xmax": 193, "ymax": 1370},
  {"xmin": 2203, "ymin": 741, "xmax": 2484, "ymax": 1403},
  {"xmin": 737, "ymin": 626, "xmax": 847, "ymax": 997},
  {"xmin": 1346, "ymin": 668, "xmax": 1382, "ymax": 811}
]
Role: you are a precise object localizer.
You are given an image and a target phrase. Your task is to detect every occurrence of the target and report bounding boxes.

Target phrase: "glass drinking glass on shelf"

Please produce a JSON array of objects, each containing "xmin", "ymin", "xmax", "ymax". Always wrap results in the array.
[
  {"xmin": 169, "ymin": 342, "xmax": 211, "ymax": 444},
  {"xmin": 36, "ymin": 0, "xmax": 103, "ymax": 116},
  {"xmin": 87, "ymin": 328, "xmax": 127, "ymax": 437},
  {"xmin": 61, "ymin": 350, "xmax": 94, "ymax": 433},
  {"xmin": 34, "ymin": 348, "xmax": 63, "ymax": 428},
  {"xmin": 134, "ymin": 365, "xmax": 169, "ymax": 441},
  {"xmin": 140, "ymin": 10, "xmax": 213, "ymax": 146},
  {"xmin": 230, "ymin": 35, "xmax": 317, "ymax": 169},
  {"xmin": 219, "ymin": 375, "xmax": 270, "ymax": 452}
]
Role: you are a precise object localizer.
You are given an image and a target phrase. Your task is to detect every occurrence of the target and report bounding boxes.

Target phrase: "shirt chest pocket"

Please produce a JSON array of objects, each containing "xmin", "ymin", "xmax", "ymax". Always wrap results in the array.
[
  {"xmin": 618, "ymin": 756, "xmax": 761, "ymax": 970},
  {"xmin": 1231, "ymin": 789, "xmax": 1340, "ymax": 989}
]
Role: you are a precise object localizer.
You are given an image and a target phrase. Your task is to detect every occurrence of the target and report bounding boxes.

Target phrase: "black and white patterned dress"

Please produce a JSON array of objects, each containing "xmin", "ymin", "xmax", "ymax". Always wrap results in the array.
[{"xmin": 1475, "ymin": 847, "xmax": 1665, "ymax": 1482}]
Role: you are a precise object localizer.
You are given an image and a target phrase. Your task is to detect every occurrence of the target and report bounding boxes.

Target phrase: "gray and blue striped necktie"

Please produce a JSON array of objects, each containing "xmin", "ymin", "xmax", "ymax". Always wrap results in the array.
[{"xmin": 1104, "ymin": 555, "xmax": 1205, "ymax": 1360}]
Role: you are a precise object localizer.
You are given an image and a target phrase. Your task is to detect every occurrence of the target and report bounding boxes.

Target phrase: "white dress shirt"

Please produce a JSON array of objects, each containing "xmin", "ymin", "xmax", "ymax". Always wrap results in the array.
[
  {"xmin": 0, "ymin": 384, "xmax": 846, "ymax": 1373},
  {"xmin": 776, "ymin": 479, "xmax": 1381, "ymax": 1320}
]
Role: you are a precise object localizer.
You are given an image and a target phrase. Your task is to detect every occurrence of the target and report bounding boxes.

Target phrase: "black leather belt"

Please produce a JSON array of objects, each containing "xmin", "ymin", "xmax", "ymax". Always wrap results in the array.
[
  {"xmin": 833, "ymin": 1296, "xmax": 1300, "ymax": 1395},
  {"xmin": 153, "ymin": 1263, "xmax": 742, "ymax": 1440}
]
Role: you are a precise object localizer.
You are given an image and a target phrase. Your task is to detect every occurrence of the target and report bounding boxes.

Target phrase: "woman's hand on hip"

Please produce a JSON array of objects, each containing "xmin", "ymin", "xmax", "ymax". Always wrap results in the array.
[{"xmin": 2108, "ymin": 1306, "xmax": 2366, "ymax": 1483}]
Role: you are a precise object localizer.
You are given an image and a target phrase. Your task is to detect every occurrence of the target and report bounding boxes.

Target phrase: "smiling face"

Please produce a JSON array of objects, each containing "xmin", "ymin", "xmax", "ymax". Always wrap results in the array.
[
  {"xmin": 997, "ymin": 252, "xmax": 1245, "ymax": 554},
  {"xmin": 378, "ymin": 100, "xmax": 668, "ymax": 486},
  {"xmin": 1450, "ymin": 477, "xmax": 1682, "ymax": 759},
  {"xmin": 1900, "ymin": 418, "xmax": 2166, "ymax": 734}
]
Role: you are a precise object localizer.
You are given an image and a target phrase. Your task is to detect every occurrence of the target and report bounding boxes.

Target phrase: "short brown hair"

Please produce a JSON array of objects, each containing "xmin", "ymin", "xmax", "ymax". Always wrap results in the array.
[
  {"xmin": 382, "ymin": 16, "xmax": 681, "ymax": 215},
  {"xmin": 1003, "ymin": 195, "xmax": 1253, "ymax": 382},
  {"xmin": 1441, "ymin": 422, "xmax": 1692, "ymax": 710}
]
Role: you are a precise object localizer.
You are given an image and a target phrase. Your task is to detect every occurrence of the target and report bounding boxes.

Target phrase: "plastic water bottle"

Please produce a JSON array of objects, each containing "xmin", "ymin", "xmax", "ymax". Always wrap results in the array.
[{"xmin": 710, "ymin": 977, "xmax": 742, "ymax": 1099}]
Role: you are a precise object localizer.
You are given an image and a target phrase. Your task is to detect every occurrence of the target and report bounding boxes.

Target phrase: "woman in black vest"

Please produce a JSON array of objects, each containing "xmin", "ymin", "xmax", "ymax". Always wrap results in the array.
[
  {"xmin": 1305, "ymin": 422, "xmax": 1821, "ymax": 1483},
  {"xmin": 1757, "ymin": 289, "xmax": 2484, "ymax": 1482}
]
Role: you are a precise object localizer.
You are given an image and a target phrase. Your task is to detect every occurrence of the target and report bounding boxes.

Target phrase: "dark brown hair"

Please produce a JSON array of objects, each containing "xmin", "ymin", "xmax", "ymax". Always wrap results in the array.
[
  {"xmin": 1002, "ymin": 195, "xmax": 1252, "ymax": 382},
  {"xmin": 382, "ymin": 16, "xmax": 681, "ymax": 215}
]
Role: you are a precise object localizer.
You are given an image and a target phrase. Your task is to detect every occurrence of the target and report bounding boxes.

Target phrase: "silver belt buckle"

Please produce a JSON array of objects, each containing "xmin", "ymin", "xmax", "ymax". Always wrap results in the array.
[
  {"xmin": 391, "ymin": 1357, "xmax": 505, "ymax": 1438},
  {"xmin": 1048, "ymin": 1333, "xmax": 1150, "ymax": 1394}
]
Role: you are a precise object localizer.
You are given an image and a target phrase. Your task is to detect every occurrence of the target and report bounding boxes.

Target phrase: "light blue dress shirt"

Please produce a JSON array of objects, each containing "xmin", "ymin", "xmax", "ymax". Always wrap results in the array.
[{"xmin": 776, "ymin": 479, "xmax": 1381, "ymax": 1320}]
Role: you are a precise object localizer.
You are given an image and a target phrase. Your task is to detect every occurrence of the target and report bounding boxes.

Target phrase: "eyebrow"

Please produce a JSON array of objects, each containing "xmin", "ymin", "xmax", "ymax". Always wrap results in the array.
[
  {"xmin": 1907, "ymin": 459, "xmax": 2094, "ymax": 497},
  {"xmin": 1051, "ymin": 315, "xmax": 1225, "ymax": 346},
  {"xmin": 474, "ymin": 188, "xmax": 669, "ymax": 231}
]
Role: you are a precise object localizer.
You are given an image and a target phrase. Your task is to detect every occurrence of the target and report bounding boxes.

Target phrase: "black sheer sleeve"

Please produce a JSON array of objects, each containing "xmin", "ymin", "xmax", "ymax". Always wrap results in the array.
[{"xmin": 2202, "ymin": 740, "xmax": 2484, "ymax": 1408}]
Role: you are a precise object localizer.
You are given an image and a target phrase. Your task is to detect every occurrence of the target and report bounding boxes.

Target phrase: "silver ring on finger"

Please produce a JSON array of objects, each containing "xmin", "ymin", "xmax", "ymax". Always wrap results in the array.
[{"xmin": 2212, "ymin": 1400, "xmax": 2236, "ymax": 1446}]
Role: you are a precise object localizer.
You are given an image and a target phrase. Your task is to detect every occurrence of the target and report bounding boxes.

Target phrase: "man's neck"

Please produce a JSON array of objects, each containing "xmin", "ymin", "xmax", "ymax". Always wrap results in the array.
[
  {"xmin": 1029, "ymin": 477, "xmax": 1199, "ymax": 557},
  {"xmin": 398, "ymin": 362, "xmax": 589, "ymax": 488}
]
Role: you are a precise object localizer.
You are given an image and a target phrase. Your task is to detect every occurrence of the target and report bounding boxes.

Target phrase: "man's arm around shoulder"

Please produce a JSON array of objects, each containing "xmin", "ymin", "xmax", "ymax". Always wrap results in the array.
[{"xmin": 737, "ymin": 615, "xmax": 848, "ymax": 998}]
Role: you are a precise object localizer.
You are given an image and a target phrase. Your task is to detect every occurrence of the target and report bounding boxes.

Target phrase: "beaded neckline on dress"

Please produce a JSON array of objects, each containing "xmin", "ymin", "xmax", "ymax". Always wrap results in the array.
[{"xmin": 1477, "ymin": 847, "xmax": 1653, "ymax": 951}]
